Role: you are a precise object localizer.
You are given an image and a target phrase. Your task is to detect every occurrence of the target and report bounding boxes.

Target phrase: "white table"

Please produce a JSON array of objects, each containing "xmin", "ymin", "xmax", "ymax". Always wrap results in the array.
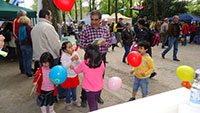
[{"xmin": 91, "ymin": 88, "xmax": 195, "ymax": 113}]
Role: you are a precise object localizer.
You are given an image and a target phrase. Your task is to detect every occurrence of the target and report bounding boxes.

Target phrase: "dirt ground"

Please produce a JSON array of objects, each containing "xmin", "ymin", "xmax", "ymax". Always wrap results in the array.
[{"xmin": 0, "ymin": 43, "xmax": 200, "ymax": 113}]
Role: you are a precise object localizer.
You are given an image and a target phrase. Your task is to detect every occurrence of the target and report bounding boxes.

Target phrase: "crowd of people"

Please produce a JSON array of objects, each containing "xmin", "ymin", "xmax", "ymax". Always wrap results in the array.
[{"xmin": 0, "ymin": 8, "xmax": 200, "ymax": 113}]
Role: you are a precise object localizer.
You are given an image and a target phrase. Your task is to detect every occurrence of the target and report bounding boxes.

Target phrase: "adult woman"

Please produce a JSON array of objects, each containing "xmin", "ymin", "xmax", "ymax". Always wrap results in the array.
[
  {"xmin": 121, "ymin": 23, "xmax": 135, "ymax": 63},
  {"xmin": 18, "ymin": 16, "xmax": 33, "ymax": 77}
]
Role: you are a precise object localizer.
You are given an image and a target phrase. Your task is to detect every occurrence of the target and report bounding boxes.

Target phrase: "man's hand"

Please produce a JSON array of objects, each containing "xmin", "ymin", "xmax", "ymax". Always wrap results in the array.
[{"xmin": 100, "ymin": 40, "xmax": 106, "ymax": 46}]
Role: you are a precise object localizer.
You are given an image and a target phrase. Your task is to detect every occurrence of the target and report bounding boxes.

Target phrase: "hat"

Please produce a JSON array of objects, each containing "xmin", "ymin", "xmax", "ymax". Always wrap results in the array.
[
  {"xmin": 164, "ymin": 18, "xmax": 168, "ymax": 21},
  {"xmin": 102, "ymin": 18, "xmax": 108, "ymax": 21}
]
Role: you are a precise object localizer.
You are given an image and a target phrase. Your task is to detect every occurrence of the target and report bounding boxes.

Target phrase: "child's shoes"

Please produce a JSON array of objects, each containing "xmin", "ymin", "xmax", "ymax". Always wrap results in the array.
[
  {"xmin": 66, "ymin": 103, "xmax": 72, "ymax": 111},
  {"xmin": 73, "ymin": 100, "xmax": 81, "ymax": 107}
]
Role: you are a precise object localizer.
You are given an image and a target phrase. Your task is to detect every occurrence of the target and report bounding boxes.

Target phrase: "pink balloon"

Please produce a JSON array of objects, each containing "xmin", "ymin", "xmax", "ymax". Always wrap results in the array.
[{"xmin": 108, "ymin": 77, "xmax": 122, "ymax": 91}]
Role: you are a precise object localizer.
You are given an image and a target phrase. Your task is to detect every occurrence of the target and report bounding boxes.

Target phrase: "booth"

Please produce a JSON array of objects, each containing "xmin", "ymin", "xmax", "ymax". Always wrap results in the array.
[{"xmin": 107, "ymin": 13, "xmax": 132, "ymax": 24}]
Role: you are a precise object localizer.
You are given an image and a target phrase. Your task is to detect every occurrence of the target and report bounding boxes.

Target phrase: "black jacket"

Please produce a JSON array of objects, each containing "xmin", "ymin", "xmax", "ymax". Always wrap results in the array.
[
  {"xmin": 121, "ymin": 29, "xmax": 135, "ymax": 46},
  {"xmin": 136, "ymin": 27, "xmax": 152, "ymax": 43}
]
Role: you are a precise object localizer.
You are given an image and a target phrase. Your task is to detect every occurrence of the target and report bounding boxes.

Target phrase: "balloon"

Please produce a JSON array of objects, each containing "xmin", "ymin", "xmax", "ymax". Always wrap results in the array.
[
  {"xmin": 176, "ymin": 65, "xmax": 195, "ymax": 81},
  {"xmin": 53, "ymin": 0, "xmax": 75, "ymax": 12},
  {"xmin": 108, "ymin": 77, "xmax": 122, "ymax": 91},
  {"xmin": 49, "ymin": 65, "xmax": 68, "ymax": 85},
  {"xmin": 127, "ymin": 51, "xmax": 142, "ymax": 67},
  {"xmin": 181, "ymin": 81, "xmax": 191, "ymax": 89}
]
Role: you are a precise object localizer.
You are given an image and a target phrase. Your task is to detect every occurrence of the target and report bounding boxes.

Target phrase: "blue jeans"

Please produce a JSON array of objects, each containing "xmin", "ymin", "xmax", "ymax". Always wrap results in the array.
[
  {"xmin": 16, "ymin": 42, "xmax": 25, "ymax": 73},
  {"xmin": 122, "ymin": 45, "xmax": 130, "ymax": 62},
  {"xmin": 162, "ymin": 37, "xmax": 178, "ymax": 59},
  {"xmin": 133, "ymin": 76, "xmax": 149, "ymax": 95},
  {"xmin": 182, "ymin": 34, "xmax": 187, "ymax": 46},
  {"xmin": 65, "ymin": 87, "xmax": 77, "ymax": 103},
  {"xmin": 74, "ymin": 33, "xmax": 79, "ymax": 46},
  {"xmin": 20, "ymin": 45, "xmax": 33, "ymax": 75}
]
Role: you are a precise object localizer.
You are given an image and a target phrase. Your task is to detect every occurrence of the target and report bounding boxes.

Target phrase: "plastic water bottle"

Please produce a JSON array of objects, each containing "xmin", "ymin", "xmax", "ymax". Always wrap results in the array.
[{"xmin": 190, "ymin": 66, "xmax": 200, "ymax": 108}]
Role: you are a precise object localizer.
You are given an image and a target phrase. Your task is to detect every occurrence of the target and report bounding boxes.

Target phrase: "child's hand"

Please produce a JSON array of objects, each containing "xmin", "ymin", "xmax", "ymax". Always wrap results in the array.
[
  {"xmin": 70, "ymin": 65, "xmax": 74, "ymax": 69},
  {"xmin": 32, "ymin": 82, "xmax": 37, "ymax": 86},
  {"xmin": 130, "ymin": 70, "xmax": 134, "ymax": 75},
  {"xmin": 141, "ymin": 73, "xmax": 145, "ymax": 76},
  {"xmin": 100, "ymin": 40, "xmax": 106, "ymax": 46},
  {"xmin": 71, "ymin": 55, "xmax": 78, "ymax": 61}
]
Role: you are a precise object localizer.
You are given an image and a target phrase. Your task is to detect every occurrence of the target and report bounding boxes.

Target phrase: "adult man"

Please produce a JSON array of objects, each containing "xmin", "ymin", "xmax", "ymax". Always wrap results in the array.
[
  {"xmin": 160, "ymin": 18, "xmax": 169, "ymax": 49},
  {"xmin": 79, "ymin": 10, "xmax": 112, "ymax": 107},
  {"xmin": 101, "ymin": 18, "xmax": 109, "ymax": 32},
  {"xmin": 116, "ymin": 18, "xmax": 125, "ymax": 47},
  {"xmin": 161, "ymin": 15, "xmax": 181, "ymax": 61},
  {"xmin": 13, "ymin": 10, "xmax": 27, "ymax": 74},
  {"xmin": 189, "ymin": 22, "xmax": 197, "ymax": 43},
  {"xmin": 181, "ymin": 21, "xmax": 189, "ymax": 46}
]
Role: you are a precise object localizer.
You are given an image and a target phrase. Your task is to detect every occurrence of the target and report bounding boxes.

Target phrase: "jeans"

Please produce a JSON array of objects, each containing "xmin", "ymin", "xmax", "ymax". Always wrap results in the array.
[
  {"xmin": 74, "ymin": 33, "xmax": 79, "ymax": 46},
  {"xmin": 8, "ymin": 46, "xmax": 15, "ymax": 60},
  {"xmin": 122, "ymin": 45, "xmax": 130, "ymax": 62},
  {"xmin": 86, "ymin": 90, "xmax": 101, "ymax": 112},
  {"xmin": 162, "ymin": 37, "xmax": 178, "ymax": 59},
  {"xmin": 65, "ymin": 87, "xmax": 77, "ymax": 103},
  {"xmin": 16, "ymin": 42, "xmax": 25, "ymax": 73},
  {"xmin": 133, "ymin": 76, "xmax": 149, "ymax": 95},
  {"xmin": 182, "ymin": 34, "xmax": 187, "ymax": 46},
  {"xmin": 161, "ymin": 33, "xmax": 168, "ymax": 48},
  {"xmin": 20, "ymin": 45, "xmax": 33, "ymax": 75}
]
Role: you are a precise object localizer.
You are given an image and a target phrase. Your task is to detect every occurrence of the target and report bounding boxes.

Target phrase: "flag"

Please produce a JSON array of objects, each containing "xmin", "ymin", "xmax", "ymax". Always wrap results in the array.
[
  {"xmin": 119, "ymin": 8, "xmax": 127, "ymax": 11},
  {"xmin": 12, "ymin": 0, "xmax": 24, "ymax": 5},
  {"xmin": 131, "ymin": 5, "xmax": 146, "ymax": 11}
]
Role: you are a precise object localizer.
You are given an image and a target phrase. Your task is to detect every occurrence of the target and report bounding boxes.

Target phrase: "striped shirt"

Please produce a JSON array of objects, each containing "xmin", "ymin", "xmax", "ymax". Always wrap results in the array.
[
  {"xmin": 41, "ymin": 66, "xmax": 54, "ymax": 91},
  {"xmin": 79, "ymin": 25, "xmax": 112, "ymax": 53}
]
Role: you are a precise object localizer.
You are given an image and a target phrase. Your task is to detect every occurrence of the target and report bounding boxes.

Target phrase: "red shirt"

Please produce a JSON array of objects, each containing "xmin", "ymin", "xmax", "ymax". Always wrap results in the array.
[
  {"xmin": 189, "ymin": 25, "xmax": 197, "ymax": 33},
  {"xmin": 12, "ymin": 17, "xmax": 20, "ymax": 41},
  {"xmin": 181, "ymin": 23, "xmax": 189, "ymax": 35}
]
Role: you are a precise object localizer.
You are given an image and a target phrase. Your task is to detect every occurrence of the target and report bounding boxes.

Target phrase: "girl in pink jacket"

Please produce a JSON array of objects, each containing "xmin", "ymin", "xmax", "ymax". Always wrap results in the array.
[{"xmin": 71, "ymin": 44, "xmax": 105, "ymax": 112}]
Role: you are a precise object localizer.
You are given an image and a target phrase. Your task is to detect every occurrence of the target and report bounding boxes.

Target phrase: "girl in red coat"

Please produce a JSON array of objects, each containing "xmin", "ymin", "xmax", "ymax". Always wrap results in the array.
[{"xmin": 32, "ymin": 52, "xmax": 57, "ymax": 113}]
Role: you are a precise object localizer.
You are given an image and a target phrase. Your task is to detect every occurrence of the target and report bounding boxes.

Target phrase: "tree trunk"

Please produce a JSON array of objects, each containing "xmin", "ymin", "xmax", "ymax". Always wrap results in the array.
[
  {"xmin": 108, "ymin": 0, "xmax": 110, "ymax": 15},
  {"xmin": 80, "ymin": 0, "xmax": 83, "ymax": 19},
  {"xmin": 115, "ymin": 0, "xmax": 118, "ymax": 23},
  {"xmin": 130, "ymin": 0, "xmax": 132, "ymax": 17},
  {"xmin": 6, "ymin": 0, "xmax": 10, "ymax": 2},
  {"xmin": 63, "ymin": 11, "xmax": 66, "ymax": 22},
  {"xmin": 89, "ymin": 0, "xmax": 92, "ymax": 11},
  {"xmin": 42, "ymin": 0, "xmax": 60, "ymax": 31},
  {"xmin": 153, "ymin": 0, "xmax": 157, "ymax": 21},
  {"xmin": 92, "ymin": 0, "xmax": 95, "ymax": 10},
  {"xmin": 75, "ymin": 0, "xmax": 78, "ymax": 21}
]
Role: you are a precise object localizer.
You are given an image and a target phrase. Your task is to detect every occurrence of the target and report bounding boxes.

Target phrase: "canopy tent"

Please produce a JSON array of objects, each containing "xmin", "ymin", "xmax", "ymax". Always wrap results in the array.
[
  {"xmin": 0, "ymin": 0, "xmax": 36, "ymax": 21},
  {"xmin": 107, "ymin": 13, "xmax": 132, "ymax": 24},
  {"xmin": 168, "ymin": 13, "xmax": 200, "ymax": 23},
  {"xmin": 78, "ymin": 14, "xmax": 110, "ymax": 25}
]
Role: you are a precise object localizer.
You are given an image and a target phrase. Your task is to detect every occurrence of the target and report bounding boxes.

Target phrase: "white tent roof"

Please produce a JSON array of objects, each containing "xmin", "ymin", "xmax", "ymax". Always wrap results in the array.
[{"xmin": 107, "ymin": 13, "xmax": 132, "ymax": 24}]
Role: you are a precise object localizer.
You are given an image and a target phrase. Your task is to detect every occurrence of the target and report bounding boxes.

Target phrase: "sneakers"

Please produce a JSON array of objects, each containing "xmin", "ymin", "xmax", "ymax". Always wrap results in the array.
[
  {"xmin": 128, "ymin": 97, "xmax": 136, "ymax": 101},
  {"xmin": 66, "ymin": 103, "xmax": 72, "ymax": 111},
  {"xmin": 161, "ymin": 54, "xmax": 165, "ymax": 59},
  {"xmin": 73, "ymin": 101, "xmax": 81, "ymax": 107},
  {"xmin": 81, "ymin": 100, "xmax": 87, "ymax": 108},
  {"xmin": 97, "ymin": 97, "xmax": 104, "ymax": 104},
  {"xmin": 173, "ymin": 59, "xmax": 180, "ymax": 61}
]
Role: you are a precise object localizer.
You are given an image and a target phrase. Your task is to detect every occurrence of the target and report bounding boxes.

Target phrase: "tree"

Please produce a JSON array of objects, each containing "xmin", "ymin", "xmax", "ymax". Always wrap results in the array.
[{"xmin": 186, "ymin": 0, "xmax": 200, "ymax": 16}]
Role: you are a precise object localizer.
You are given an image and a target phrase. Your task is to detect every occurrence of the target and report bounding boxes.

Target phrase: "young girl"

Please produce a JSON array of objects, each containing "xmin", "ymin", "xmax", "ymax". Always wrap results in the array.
[
  {"xmin": 60, "ymin": 41, "xmax": 81, "ymax": 111},
  {"xmin": 71, "ymin": 44, "xmax": 105, "ymax": 112},
  {"xmin": 32, "ymin": 52, "xmax": 57, "ymax": 113},
  {"xmin": 111, "ymin": 32, "xmax": 117, "ymax": 51}
]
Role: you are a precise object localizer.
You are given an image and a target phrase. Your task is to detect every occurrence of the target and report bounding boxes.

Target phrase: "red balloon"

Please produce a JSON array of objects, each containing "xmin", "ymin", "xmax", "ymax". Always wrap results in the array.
[
  {"xmin": 127, "ymin": 51, "xmax": 142, "ymax": 67},
  {"xmin": 53, "ymin": 0, "xmax": 75, "ymax": 12}
]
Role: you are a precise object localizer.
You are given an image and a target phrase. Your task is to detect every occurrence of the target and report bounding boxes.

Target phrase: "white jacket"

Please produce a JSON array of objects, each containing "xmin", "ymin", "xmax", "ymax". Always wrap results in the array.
[{"xmin": 31, "ymin": 18, "xmax": 61, "ymax": 60}]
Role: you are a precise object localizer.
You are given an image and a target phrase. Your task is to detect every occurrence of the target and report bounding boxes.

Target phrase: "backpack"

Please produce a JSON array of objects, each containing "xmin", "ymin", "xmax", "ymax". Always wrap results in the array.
[
  {"xmin": 18, "ymin": 25, "xmax": 27, "ymax": 44},
  {"xmin": 131, "ymin": 42, "xmax": 138, "ymax": 51},
  {"xmin": 149, "ymin": 30, "xmax": 160, "ymax": 47}
]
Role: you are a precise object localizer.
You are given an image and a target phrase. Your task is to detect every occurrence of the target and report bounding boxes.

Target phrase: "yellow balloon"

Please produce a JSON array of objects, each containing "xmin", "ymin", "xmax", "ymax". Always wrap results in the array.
[{"xmin": 176, "ymin": 65, "xmax": 195, "ymax": 81}]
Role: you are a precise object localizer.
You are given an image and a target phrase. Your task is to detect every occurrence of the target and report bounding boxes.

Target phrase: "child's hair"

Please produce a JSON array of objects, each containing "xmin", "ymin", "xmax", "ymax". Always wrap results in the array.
[
  {"xmin": 40, "ymin": 52, "xmax": 56, "ymax": 69},
  {"xmin": 61, "ymin": 41, "xmax": 71, "ymax": 51},
  {"xmin": 138, "ymin": 40, "xmax": 150, "ymax": 50},
  {"xmin": 84, "ymin": 44, "xmax": 102, "ymax": 68}
]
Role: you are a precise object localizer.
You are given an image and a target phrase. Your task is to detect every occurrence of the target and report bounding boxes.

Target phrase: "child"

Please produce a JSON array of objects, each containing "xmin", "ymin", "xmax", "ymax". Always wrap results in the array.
[
  {"xmin": 32, "ymin": 52, "xmax": 57, "ymax": 113},
  {"xmin": 60, "ymin": 41, "xmax": 81, "ymax": 110},
  {"xmin": 111, "ymin": 32, "xmax": 117, "ymax": 51},
  {"xmin": 71, "ymin": 44, "xmax": 105, "ymax": 112},
  {"xmin": 129, "ymin": 41, "xmax": 154, "ymax": 101}
]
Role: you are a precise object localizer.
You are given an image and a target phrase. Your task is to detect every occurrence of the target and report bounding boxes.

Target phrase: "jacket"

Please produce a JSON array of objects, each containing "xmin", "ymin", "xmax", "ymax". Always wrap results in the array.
[
  {"xmin": 33, "ymin": 67, "xmax": 57, "ymax": 96},
  {"xmin": 181, "ymin": 23, "xmax": 189, "ymax": 35},
  {"xmin": 121, "ymin": 29, "xmax": 135, "ymax": 46},
  {"xmin": 31, "ymin": 18, "xmax": 61, "ymax": 60},
  {"xmin": 167, "ymin": 21, "xmax": 181, "ymax": 37},
  {"xmin": 136, "ymin": 27, "xmax": 151, "ymax": 43}
]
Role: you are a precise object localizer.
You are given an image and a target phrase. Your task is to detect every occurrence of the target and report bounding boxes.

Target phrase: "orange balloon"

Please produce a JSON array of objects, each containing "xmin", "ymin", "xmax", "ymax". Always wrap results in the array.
[{"xmin": 181, "ymin": 81, "xmax": 191, "ymax": 89}]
